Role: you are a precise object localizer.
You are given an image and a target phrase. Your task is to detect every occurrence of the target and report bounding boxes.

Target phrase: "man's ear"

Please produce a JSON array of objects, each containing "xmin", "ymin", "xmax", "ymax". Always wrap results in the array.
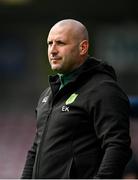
[{"xmin": 79, "ymin": 40, "xmax": 89, "ymax": 55}]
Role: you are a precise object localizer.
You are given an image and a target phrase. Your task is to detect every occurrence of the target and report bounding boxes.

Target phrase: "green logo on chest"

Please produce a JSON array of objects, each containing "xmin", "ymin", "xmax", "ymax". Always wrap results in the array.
[{"xmin": 65, "ymin": 93, "xmax": 78, "ymax": 105}]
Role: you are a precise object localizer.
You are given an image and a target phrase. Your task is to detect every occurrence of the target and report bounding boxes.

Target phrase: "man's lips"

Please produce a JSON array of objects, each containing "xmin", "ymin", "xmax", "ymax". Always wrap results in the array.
[{"xmin": 50, "ymin": 57, "xmax": 61, "ymax": 62}]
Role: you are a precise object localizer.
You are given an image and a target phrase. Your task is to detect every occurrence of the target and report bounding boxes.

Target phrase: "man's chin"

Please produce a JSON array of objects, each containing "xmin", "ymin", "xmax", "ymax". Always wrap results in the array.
[{"xmin": 51, "ymin": 66, "xmax": 62, "ymax": 73}]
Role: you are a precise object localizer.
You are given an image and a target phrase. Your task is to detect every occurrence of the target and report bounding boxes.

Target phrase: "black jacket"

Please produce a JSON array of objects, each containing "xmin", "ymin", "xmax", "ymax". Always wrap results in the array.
[{"xmin": 22, "ymin": 57, "xmax": 132, "ymax": 179}]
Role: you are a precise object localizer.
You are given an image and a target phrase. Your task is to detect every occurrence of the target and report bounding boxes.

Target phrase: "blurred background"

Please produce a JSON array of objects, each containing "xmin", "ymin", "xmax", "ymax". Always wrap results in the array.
[{"xmin": 0, "ymin": 0, "xmax": 138, "ymax": 178}]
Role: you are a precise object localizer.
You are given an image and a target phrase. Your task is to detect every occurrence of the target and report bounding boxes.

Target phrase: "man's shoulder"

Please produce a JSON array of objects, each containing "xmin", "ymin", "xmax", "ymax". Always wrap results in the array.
[{"xmin": 37, "ymin": 87, "xmax": 51, "ymax": 104}]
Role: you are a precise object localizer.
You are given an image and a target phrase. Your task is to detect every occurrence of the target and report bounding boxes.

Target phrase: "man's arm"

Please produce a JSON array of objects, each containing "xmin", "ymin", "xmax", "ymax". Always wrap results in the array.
[
  {"xmin": 93, "ymin": 81, "xmax": 132, "ymax": 178},
  {"xmin": 21, "ymin": 139, "xmax": 37, "ymax": 179}
]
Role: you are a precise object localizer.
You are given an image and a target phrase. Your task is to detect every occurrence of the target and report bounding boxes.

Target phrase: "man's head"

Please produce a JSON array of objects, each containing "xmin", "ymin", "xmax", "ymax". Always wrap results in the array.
[{"xmin": 47, "ymin": 19, "xmax": 89, "ymax": 74}]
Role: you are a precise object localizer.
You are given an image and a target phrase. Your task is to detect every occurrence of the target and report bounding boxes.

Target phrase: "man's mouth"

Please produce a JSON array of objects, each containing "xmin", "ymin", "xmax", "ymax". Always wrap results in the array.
[{"xmin": 51, "ymin": 57, "xmax": 61, "ymax": 62}]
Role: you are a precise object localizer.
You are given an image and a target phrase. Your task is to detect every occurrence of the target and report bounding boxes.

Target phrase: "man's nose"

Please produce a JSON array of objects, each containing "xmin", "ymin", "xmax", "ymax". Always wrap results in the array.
[{"xmin": 50, "ymin": 44, "xmax": 58, "ymax": 54}]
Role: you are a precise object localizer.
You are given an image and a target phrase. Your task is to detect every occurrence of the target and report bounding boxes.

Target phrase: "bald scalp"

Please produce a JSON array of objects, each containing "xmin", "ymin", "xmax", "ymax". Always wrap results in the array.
[{"xmin": 50, "ymin": 19, "xmax": 89, "ymax": 42}]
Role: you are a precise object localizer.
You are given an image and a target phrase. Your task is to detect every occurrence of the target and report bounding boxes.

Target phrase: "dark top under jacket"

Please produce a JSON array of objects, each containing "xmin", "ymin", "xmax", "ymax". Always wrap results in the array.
[{"xmin": 22, "ymin": 57, "xmax": 132, "ymax": 179}]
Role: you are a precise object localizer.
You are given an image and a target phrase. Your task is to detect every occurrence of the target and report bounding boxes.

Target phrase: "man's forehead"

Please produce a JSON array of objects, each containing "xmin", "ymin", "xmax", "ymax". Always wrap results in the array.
[
  {"xmin": 50, "ymin": 23, "xmax": 72, "ymax": 34},
  {"xmin": 48, "ymin": 25, "xmax": 73, "ymax": 40}
]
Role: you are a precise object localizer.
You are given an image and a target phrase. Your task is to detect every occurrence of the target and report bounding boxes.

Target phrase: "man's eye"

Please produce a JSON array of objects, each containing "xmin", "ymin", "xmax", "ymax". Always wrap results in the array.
[
  {"xmin": 57, "ymin": 41, "xmax": 65, "ymax": 45},
  {"xmin": 48, "ymin": 42, "xmax": 52, "ymax": 45}
]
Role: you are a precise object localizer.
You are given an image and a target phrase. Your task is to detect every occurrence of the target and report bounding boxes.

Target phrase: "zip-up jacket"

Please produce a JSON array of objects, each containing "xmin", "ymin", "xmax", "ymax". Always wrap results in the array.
[{"xmin": 22, "ymin": 57, "xmax": 132, "ymax": 179}]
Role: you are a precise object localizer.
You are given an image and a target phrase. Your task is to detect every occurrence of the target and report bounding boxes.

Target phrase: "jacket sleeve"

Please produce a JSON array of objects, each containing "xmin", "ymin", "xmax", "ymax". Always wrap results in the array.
[
  {"xmin": 21, "ymin": 134, "xmax": 37, "ymax": 179},
  {"xmin": 21, "ymin": 88, "xmax": 50, "ymax": 178},
  {"xmin": 93, "ymin": 81, "xmax": 132, "ymax": 179},
  {"xmin": 21, "ymin": 107, "xmax": 39, "ymax": 179}
]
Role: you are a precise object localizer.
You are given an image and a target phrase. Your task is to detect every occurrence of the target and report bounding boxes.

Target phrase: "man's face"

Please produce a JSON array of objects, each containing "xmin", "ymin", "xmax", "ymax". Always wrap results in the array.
[{"xmin": 47, "ymin": 25, "xmax": 81, "ymax": 74}]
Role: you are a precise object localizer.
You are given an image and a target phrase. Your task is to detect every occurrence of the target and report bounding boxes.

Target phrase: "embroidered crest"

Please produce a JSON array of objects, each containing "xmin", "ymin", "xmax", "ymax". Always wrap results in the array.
[
  {"xmin": 65, "ymin": 93, "xmax": 78, "ymax": 105},
  {"xmin": 42, "ymin": 96, "xmax": 49, "ymax": 103}
]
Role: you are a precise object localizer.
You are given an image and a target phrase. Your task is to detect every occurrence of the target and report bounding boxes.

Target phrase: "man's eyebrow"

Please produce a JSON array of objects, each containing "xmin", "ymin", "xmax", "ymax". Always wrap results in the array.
[{"xmin": 47, "ymin": 40, "xmax": 52, "ymax": 44}]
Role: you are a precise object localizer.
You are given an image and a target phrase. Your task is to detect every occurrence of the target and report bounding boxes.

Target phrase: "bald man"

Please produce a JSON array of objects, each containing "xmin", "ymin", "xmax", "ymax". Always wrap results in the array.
[
  {"xmin": 22, "ymin": 19, "xmax": 131, "ymax": 179},
  {"xmin": 47, "ymin": 19, "xmax": 89, "ymax": 74}
]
